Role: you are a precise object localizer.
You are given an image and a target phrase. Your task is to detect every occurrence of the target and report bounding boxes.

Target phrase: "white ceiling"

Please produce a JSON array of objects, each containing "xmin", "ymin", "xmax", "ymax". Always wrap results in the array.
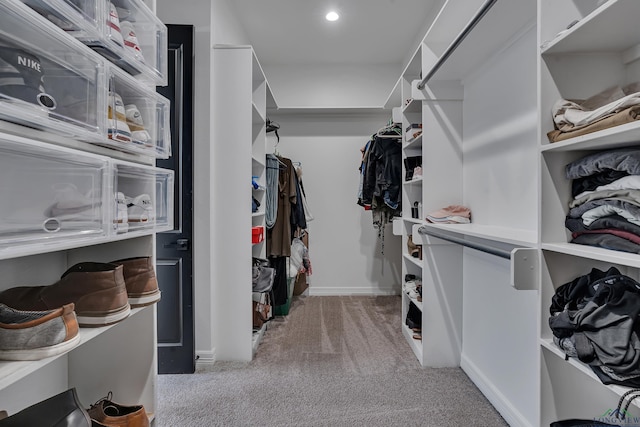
[{"xmin": 230, "ymin": 0, "xmax": 439, "ymax": 67}]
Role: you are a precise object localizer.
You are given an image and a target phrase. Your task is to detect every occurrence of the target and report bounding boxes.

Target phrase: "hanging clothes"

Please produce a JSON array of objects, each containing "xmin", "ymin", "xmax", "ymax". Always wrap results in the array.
[{"xmin": 267, "ymin": 155, "xmax": 297, "ymax": 257}]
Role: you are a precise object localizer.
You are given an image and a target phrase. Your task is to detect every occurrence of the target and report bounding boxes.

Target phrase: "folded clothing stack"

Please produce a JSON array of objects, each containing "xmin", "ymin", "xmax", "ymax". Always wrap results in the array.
[{"xmin": 425, "ymin": 205, "xmax": 471, "ymax": 224}]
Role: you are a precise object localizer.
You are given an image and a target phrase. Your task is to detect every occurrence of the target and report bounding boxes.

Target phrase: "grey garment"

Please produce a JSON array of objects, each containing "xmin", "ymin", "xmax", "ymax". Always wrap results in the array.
[
  {"xmin": 568, "ymin": 198, "xmax": 640, "ymax": 218},
  {"xmin": 572, "ymin": 233, "xmax": 640, "ymax": 254},
  {"xmin": 265, "ymin": 154, "xmax": 280, "ymax": 229},
  {"xmin": 569, "ymin": 188, "xmax": 640, "ymax": 209},
  {"xmin": 582, "ymin": 205, "xmax": 640, "ymax": 226},
  {"xmin": 565, "ymin": 149, "xmax": 640, "ymax": 180}
]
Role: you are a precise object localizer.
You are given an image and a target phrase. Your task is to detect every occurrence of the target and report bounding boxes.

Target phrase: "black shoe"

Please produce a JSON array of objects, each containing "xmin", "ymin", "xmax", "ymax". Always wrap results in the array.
[{"xmin": 0, "ymin": 388, "xmax": 91, "ymax": 427}]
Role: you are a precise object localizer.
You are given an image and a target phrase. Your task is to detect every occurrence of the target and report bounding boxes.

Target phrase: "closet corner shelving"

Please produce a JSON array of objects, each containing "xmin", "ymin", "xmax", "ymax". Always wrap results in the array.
[
  {"xmin": 539, "ymin": 0, "xmax": 640, "ymax": 424},
  {"xmin": 0, "ymin": 0, "xmax": 169, "ymax": 423},
  {"xmin": 212, "ymin": 45, "xmax": 274, "ymax": 361}
]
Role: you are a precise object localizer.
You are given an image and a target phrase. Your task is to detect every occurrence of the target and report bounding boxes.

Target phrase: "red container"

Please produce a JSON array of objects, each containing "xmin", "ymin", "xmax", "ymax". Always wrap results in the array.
[{"xmin": 252, "ymin": 226, "xmax": 264, "ymax": 244}]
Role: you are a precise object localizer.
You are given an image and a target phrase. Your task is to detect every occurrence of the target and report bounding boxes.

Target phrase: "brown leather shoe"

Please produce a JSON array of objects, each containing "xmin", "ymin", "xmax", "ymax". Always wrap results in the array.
[
  {"xmin": 87, "ymin": 392, "xmax": 149, "ymax": 427},
  {"xmin": 0, "ymin": 262, "xmax": 130, "ymax": 327},
  {"xmin": 111, "ymin": 257, "xmax": 160, "ymax": 307}
]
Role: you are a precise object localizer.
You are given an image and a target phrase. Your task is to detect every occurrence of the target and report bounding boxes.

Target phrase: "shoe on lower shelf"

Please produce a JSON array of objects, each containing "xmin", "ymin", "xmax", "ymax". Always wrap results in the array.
[
  {"xmin": 87, "ymin": 392, "xmax": 149, "ymax": 427},
  {"xmin": 111, "ymin": 257, "xmax": 161, "ymax": 307},
  {"xmin": 0, "ymin": 262, "xmax": 131, "ymax": 327},
  {"xmin": 0, "ymin": 388, "xmax": 90, "ymax": 427},
  {"xmin": 0, "ymin": 302, "xmax": 80, "ymax": 361}
]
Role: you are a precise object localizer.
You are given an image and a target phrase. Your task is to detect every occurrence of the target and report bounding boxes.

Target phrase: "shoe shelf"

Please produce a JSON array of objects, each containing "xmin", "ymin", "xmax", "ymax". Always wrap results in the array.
[
  {"xmin": 404, "ymin": 134, "xmax": 422, "ymax": 150},
  {"xmin": 403, "ymin": 253, "xmax": 422, "ymax": 268},
  {"xmin": 402, "ymin": 98, "xmax": 421, "ymax": 114},
  {"xmin": 0, "ymin": 305, "xmax": 148, "ymax": 394},
  {"xmin": 19, "ymin": 0, "xmax": 168, "ymax": 85},
  {"xmin": 403, "ymin": 176, "xmax": 423, "ymax": 185},
  {"xmin": 403, "ymin": 290, "xmax": 422, "ymax": 312},
  {"xmin": 401, "ymin": 323, "xmax": 423, "ymax": 361}
]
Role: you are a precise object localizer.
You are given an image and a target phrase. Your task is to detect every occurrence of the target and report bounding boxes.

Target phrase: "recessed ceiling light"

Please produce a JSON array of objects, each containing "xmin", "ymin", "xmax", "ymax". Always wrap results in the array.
[{"xmin": 326, "ymin": 11, "xmax": 339, "ymax": 21}]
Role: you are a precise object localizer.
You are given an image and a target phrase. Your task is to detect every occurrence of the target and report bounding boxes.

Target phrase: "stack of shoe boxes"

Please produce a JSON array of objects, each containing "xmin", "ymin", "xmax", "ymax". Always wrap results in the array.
[{"xmin": 0, "ymin": 0, "xmax": 172, "ymax": 424}]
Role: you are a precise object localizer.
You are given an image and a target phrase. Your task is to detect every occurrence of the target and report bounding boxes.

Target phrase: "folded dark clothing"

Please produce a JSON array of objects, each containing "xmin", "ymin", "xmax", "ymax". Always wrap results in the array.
[
  {"xmin": 549, "ymin": 105, "xmax": 640, "ymax": 143},
  {"xmin": 571, "ymin": 232, "xmax": 640, "ymax": 254},
  {"xmin": 568, "ymin": 198, "xmax": 640, "ymax": 219},
  {"xmin": 566, "ymin": 148, "xmax": 640, "ymax": 180},
  {"xmin": 550, "ymin": 266, "xmax": 620, "ymax": 315},
  {"xmin": 573, "ymin": 229, "xmax": 640, "ymax": 245},
  {"xmin": 566, "ymin": 214, "xmax": 640, "ymax": 236},
  {"xmin": 571, "ymin": 169, "xmax": 629, "ymax": 198}
]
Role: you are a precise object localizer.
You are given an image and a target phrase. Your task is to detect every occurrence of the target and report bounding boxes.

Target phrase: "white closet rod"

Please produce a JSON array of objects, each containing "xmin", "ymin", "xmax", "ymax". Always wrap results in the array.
[
  {"xmin": 417, "ymin": 225, "xmax": 511, "ymax": 259},
  {"xmin": 416, "ymin": 0, "xmax": 498, "ymax": 90}
]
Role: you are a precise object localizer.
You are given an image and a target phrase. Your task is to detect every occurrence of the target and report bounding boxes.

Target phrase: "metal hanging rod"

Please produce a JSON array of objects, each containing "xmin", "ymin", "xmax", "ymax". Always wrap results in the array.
[
  {"xmin": 416, "ymin": 0, "xmax": 499, "ymax": 90},
  {"xmin": 417, "ymin": 225, "xmax": 511, "ymax": 259}
]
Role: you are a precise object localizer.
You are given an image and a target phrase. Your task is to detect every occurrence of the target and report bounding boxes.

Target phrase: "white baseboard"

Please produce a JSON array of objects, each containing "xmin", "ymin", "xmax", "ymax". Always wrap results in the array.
[
  {"xmin": 461, "ymin": 353, "xmax": 534, "ymax": 427},
  {"xmin": 308, "ymin": 286, "xmax": 400, "ymax": 296},
  {"xmin": 195, "ymin": 348, "xmax": 216, "ymax": 372}
]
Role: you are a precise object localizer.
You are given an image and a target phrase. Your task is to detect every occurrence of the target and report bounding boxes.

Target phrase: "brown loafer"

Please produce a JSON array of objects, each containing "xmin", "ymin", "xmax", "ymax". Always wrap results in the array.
[
  {"xmin": 0, "ymin": 262, "xmax": 130, "ymax": 327},
  {"xmin": 110, "ymin": 257, "xmax": 161, "ymax": 307},
  {"xmin": 88, "ymin": 392, "xmax": 149, "ymax": 427}
]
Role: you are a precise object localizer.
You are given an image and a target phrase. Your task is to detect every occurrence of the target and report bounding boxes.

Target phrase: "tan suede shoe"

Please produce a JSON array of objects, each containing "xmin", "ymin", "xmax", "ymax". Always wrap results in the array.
[
  {"xmin": 0, "ymin": 262, "xmax": 130, "ymax": 327},
  {"xmin": 111, "ymin": 257, "xmax": 160, "ymax": 307},
  {"xmin": 87, "ymin": 392, "xmax": 149, "ymax": 427}
]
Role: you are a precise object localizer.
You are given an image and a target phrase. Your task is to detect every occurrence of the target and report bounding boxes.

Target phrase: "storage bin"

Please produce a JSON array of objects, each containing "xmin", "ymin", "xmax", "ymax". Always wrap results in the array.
[
  {"xmin": 19, "ymin": 0, "xmax": 168, "ymax": 85},
  {"xmin": 0, "ymin": 133, "xmax": 109, "ymax": 252},
  {"xmin": 252, "ymin": 226, "xmax": 264, "ymax": 244},
  {"xmin": 112, "ymin": 160, "xmax": 174, "ymax": 234},
  {"xmin": 102, "ymin": 64, "xmax": 171, "ymax": 158},
  {"xmin": 0, "ymin": 0, "xmax": 106, "ymax": 142}
]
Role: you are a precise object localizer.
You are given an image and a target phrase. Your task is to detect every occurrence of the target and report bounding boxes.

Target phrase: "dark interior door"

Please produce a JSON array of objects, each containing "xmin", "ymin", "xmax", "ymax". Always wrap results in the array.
[{"xmin": 156, "ymin": 24, "xmax": 195, "ymax": 374}]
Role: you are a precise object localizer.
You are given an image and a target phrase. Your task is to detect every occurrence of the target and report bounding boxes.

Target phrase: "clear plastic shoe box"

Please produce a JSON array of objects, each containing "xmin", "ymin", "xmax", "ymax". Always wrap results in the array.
[
  {"xmin": 104, "ymin": 64, "xmax": 171, "ymax": 158},
  {"xmin": 0, "ymin": 0, "xmax": 107, "ymax": 142},
  {"xmin": 0, "ymin": 133, "xmax": 109, "ymax": 253},
  {"xmin": 112, "ymin": 160, "xmax": 174, "ymax": 234},
  {"xmin": 18, "ymin": 0, "xmax": 168, "ymax": 85}
]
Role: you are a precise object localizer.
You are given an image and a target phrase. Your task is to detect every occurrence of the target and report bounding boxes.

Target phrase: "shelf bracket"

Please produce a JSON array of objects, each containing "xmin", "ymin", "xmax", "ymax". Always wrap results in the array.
[{"xmin": 510, "ymin": 248, "xmax": 538, "ymax": 291}]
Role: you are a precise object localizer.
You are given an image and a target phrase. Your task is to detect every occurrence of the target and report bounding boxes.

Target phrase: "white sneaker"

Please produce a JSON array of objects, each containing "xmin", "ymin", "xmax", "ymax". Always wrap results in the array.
[
  {"xmin": 107, "ymin": 2, "xmax": 124, "ymax": 47},
  {"xmin": 43, "ymin": 183, "xmax": 102, "ymax": 232},
  {"xmin": 125, "ymin": 104, "xmax": 151, "ymax": 146},
  {"xmin": 115, "ymin": 192, "xmax": 129, "ymax": 233},
  {"xmin": 119, "ymin": 21, "xmax": 145, "ymax": 63},
  {"xmin": 108, "ymin": 92, "xmax": 132, "ymax": 143},
  {"xmin": 126, "ymin": 194, "xmax": 154, "ymax": 223}
]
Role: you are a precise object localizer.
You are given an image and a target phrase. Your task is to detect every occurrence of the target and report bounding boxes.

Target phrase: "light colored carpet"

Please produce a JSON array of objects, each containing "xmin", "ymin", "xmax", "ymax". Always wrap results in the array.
[{"xmin": 157, "ymin": 295, "xmax": 508, "ymax": 426}]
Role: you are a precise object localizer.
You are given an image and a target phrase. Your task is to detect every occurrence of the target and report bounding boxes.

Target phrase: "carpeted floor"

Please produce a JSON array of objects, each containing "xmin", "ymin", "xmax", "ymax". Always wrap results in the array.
[{"xmin": 157, "ymin": 295, "xmax": 509, "ymax": 426}]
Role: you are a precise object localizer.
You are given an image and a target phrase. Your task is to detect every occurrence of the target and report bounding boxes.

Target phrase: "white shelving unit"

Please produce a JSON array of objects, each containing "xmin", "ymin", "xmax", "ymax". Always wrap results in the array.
[
  {"xmin": 397, "ymin": 0, "xmax": 540, "ymax": 425},
  {"xmin": 212, "ymin": 45, "xmax": 274, "ymax": 361},
  {"xmin": 539, "ymin": 0, "xmax": 640, "ymax": 425},
  {"xmin": 0, "ymin": 0, "xmax": 169, "ymax": 423}
]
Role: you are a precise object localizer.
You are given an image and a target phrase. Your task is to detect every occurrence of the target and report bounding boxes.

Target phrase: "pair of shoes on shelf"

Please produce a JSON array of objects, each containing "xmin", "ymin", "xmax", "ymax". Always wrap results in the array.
[
  {"xmin": 403, "ymin": 277, "xmax": 422, "ymax": 302},
  {"xmin": 43, "ymin": 183, "xmax": 101, "ymax": 233},
  {"xmin": 117, "ymin": 193, "xmax": 154, "ymax": 229},
  {"xmin": 0, "ymin": 388, "xmax": 148, "ymax": 427},
  {"xmin": 108, "ymin": 93, "xmax": 152, "ymax": 146},
  {"xmin": 0, "ymin": 257, "xmax": 160, "ymax": 352},
  {"xmin": 108, "ymin": 2, "xmax": 145, "ymax": 64},
  {"xmin": 407, "ymin": 235, "xmax": 422, "ymax": 260}
]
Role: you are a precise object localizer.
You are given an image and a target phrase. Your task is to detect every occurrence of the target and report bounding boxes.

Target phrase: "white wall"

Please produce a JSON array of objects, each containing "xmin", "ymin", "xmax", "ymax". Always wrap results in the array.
[
  {"xmin": 263, "ymin": 64, "xmax": 400, "ymax": 108},
  {"xmin": 268, "ymin": 112, "xmax": 402, "ymax": 295},
  {"xmin": 157, "ymin": 0, "xmax": 250, "ymax": 367}
]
